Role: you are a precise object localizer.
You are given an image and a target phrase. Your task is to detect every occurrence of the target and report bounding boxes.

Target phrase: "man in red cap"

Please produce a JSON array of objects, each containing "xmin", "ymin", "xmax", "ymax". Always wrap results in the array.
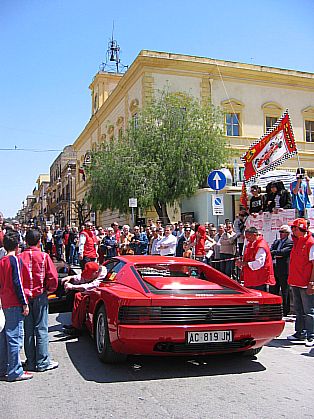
[
  {"xmin": 61, "ymin": 262, "xmax": 107, "ymax": 336},
  {"xmin": 235, "ymin": 227, "xmax": 275, "ymax": 290},
  {"xmin": 287, "ymin": 218, "xmax": 314, "ymax": 347}
]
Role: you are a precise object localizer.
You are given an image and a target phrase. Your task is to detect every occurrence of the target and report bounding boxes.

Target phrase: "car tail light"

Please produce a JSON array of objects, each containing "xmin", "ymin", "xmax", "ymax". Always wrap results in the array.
[{"xmin": 119, "ymin": 306, "xmax": 161, "ymax": 324}]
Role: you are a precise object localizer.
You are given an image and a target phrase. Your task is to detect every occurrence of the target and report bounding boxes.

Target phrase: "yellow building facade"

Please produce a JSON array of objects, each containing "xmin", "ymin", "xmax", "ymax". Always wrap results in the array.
[{"xmin": 72, "ymin": 50, "xmax": 314, "ymax": 225}]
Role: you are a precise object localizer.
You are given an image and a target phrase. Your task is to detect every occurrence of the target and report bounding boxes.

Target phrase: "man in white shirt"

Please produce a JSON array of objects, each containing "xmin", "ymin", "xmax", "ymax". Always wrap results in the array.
[{"xmin": 157, "ymin": 225, "xmax": 177, "ymax": 256}]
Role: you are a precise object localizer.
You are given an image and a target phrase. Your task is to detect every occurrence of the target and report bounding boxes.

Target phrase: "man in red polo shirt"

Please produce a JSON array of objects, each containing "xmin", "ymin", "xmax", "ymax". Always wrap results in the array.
[{"xmin": 236, "ymin": 226, "xmax": 275, "ymax": 291}]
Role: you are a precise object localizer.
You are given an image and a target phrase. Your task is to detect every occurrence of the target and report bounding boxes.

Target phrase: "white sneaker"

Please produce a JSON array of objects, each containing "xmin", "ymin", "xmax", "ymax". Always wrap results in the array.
[
  {"xmin": 287, "ymin": 333, "xmax": 306, "ymax": 341},
  {"xmin": 37, "ymin": 361, "xmax": 59, "ymax": 372},
  {"xmin": 305, "ymin": 338, "xmax": 314, "ymax": 347}
]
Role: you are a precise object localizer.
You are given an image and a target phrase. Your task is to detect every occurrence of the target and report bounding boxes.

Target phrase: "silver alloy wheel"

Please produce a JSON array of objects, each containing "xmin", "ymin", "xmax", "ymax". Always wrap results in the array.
[{"xmin": 96, "ymin": 311, "xmax": 105, "ymax": 353}]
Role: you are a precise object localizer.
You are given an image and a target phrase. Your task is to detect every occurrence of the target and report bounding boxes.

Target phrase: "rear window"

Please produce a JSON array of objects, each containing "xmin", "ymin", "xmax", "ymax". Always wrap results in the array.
[
  {"xmin": 136, "ymin": 264, "xmax": 203, "ymax": 278},
  {"xmin": 135, "ymin": 263, "xmax": 241, "ymax": 295}
]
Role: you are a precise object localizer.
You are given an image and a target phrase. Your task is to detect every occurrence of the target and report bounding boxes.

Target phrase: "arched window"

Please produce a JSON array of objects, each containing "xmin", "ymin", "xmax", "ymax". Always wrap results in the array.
[
  {"xmin": 107, "ymin": 125, "xmax": 114, "ymax": 140},
  {"xmin": 129, "ymin": 99, "xmax": 139, "ymax": 129},
  {"xmin": 116, "ymin": 116, "xmax": 124, "ymax": 140}
]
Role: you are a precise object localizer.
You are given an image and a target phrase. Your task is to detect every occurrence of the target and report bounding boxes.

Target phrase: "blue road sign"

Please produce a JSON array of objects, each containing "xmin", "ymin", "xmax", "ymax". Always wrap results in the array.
[{"xmin": 207, "ymin": 170, "xmax": 227, "ymax": 191}]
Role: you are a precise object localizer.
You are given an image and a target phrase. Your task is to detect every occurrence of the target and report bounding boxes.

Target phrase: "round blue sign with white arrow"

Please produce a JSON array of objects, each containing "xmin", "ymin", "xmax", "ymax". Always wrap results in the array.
[{"xmin": 207, "ymin": 170, "xmax": 227, "ymax": 191}]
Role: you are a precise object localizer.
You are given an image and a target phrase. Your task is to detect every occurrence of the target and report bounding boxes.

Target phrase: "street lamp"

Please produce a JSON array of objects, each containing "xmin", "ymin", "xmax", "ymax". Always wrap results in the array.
[{"xmin": 67, "ymin": 167, "xmax": 72, "ymax": 226}]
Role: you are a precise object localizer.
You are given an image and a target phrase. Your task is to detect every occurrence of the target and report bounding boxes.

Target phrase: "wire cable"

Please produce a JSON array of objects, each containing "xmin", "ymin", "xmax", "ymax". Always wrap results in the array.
[{"xmin": 0, "ymin": 147, "xmax": 62, "ymax": 152}]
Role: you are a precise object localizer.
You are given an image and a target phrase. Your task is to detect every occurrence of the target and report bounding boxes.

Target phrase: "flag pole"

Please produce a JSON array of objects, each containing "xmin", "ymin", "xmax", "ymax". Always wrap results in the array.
[{"xmin": 296, "ymin": 149, "xmax": 302, "ymax": 171}]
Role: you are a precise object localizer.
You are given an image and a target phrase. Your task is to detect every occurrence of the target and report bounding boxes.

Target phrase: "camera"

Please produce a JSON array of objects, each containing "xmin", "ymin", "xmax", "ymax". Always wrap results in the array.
[{"xmin": 297, "ymin": 174, "xmax": 304, "ymax": 179}]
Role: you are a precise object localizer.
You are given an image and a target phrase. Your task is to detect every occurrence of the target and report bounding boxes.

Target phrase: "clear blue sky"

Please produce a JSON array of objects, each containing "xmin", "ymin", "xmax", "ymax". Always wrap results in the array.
[{"xmin": 1, "ymin": 0, "xmax": 313, "ymax": 218}]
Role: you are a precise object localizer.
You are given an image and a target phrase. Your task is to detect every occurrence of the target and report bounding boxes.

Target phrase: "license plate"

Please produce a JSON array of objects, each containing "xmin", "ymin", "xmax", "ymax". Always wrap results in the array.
[{"xmin": 187, "ymin": 330, "xmax": 232, "ymax": 344}]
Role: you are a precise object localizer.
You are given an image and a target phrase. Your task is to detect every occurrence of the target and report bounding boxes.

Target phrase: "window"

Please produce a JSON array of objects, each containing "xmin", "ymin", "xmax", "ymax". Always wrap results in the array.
[
  {"xmin": 93, "ymin": 92, "xmax": 98, "ymax": 113},
  {"xmin": 226, "ymin": 113, "xmax": 240, "ymax": 136},
  {"xmin": 116, "ymin": 117, "xmax": 124, "ymax": 140},
  {"xmin": 261, "ymin": 102, "xmax": 282, "ymax": 134},
  {"xmin": 221, "ymin": 99, "xmax": 244, "ymax": 137},
  {"xmin": 305, "ymin": 120, "xmax": 314, "ymax": 142},
  {"xmin": 266, "ymin": 116, "xmax": 277, "ymax": 131},
  {"xmin": 103, "ymin": 260, "xmax": 125, "ymax": 281},
  {"xmin": 107, "ymin": 125, "xmax": 114, "ymax": 140},
  {"xmin": 132, "ymin": 113, "xmax": 138, "ymax": 129}
]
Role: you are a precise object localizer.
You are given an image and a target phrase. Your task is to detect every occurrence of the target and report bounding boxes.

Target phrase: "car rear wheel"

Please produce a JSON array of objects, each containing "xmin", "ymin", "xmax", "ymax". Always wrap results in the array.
[
  {"xmin": 240, "ymin": 346, "xmax": 263, "ymax": 358},
  {"xmin": 95, "ymin": 306, "xmax": 127, "ymax": 364}
]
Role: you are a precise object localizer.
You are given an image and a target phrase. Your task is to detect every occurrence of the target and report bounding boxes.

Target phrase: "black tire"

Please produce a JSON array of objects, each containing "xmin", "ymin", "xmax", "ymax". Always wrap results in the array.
[
  {"xmin": 95, "ymin": 306, "xmax": 127, "ymax": 364},
  {"xmin": 240, "ymin": 346, "xmax": 263, "ymax": 358}
]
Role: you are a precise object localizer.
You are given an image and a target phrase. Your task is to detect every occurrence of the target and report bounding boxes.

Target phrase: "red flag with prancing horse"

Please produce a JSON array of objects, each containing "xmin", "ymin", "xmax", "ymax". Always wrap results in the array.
[{"xmin": 241, "ymin": 110, "xmax": 297, "ymax": 182}]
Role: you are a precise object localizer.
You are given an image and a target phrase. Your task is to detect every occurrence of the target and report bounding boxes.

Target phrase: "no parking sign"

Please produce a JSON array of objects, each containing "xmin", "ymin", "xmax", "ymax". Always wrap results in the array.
[{"xmin": 212, "ymin": 194, "xmax": 224, "ymax": 216}]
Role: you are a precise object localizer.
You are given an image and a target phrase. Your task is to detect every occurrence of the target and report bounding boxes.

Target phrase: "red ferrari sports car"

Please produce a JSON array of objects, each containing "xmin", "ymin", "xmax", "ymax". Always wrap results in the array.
[{"xmin": 83, "ymin": 256, "xmax": 284, "ymax": 363}]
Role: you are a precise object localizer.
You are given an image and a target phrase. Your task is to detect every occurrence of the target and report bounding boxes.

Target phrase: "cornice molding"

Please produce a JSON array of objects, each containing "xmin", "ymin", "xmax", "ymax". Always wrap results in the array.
[
  {"xmin": 221, "ymin": 98, "xmax": 244, "ymax": 111},
  {"xmin": 302, "ymin": 106, "xmax": 314, "ymax": 120}
]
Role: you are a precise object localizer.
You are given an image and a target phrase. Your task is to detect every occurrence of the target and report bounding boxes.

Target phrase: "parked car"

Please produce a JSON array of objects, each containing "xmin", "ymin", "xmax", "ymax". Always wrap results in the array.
[{"xmin": 81, "ymin": 256, "xmax": 284, "ymax": 363}]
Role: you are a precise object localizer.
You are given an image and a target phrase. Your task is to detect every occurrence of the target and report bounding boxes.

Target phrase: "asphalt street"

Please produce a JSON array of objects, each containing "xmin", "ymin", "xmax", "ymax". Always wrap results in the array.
[{"xmin": 0, "ymin": 313, "xmax": 313, "ymax": 419}]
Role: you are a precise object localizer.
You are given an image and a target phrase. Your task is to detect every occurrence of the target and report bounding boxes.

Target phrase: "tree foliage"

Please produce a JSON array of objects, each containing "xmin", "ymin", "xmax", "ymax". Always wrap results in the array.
[{"xmin": 87, "ymin": 90, "xmax": 231, "ymax": 222}]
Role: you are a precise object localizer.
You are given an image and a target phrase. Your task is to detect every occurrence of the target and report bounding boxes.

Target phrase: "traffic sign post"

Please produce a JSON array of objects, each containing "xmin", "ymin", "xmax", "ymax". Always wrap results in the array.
[
  {"xmin": 128, "ymin": 198, "xmax": 137, "ymax": 208},
  {"xmin": 212, "ymin": 194, "xmax": 224, "ymax": 216},
  {"xmin": 208, "ymin": 170, "xmax": 227, "ymax": 228},
  {"xmin": 207, "ymin": 170, "xmax": 227, "ymax": 191},
  {"xmin": 129, "ymin": 198, "xmax": 137, "ymax": 226}
]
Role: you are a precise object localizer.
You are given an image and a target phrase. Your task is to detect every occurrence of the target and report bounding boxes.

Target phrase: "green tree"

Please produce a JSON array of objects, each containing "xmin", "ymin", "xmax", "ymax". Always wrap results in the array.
[{"xmin": 87, "ymin": 90, "xmax": 231, "ymax": 222}]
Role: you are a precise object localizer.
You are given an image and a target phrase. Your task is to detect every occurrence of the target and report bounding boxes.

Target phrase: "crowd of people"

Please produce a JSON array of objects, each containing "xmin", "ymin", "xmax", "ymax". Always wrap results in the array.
[
  {"xmin": 248, "ymin": 168, "xmax": 312, "ymax": 217},
  {"xmin": 0, "ymin": 167, "xmax": 314, "ymax": 382}
]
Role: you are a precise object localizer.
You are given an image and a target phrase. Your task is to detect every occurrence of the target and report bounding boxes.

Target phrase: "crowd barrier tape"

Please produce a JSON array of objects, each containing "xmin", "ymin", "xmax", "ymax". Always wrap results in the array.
[
  {"xmin": 210, "ymin": 256, "xmax": 240, "ymax": 263},
  {"xmin": 193, "ymin": 256, "xmax": 241, "ymax": 263}
]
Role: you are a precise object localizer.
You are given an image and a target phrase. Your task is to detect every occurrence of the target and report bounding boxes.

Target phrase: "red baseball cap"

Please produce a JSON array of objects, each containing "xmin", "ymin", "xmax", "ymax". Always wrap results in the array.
[
  {"xmin": 288, "ymin": 218, "xmax": 308, "ymax": 231},
  {"xmin": 82, "ymin": 262, "xmax": 100, "ymax": 279}
]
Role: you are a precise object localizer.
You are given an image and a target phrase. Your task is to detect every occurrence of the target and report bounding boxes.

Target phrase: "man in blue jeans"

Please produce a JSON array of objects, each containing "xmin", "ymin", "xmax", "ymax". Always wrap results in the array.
[
  {"xmin": 18, "ymin": 229, "xmax": 59, "ymax": 372},
  {"xmin": 0, "ymin": 230, "xmax": 33, "ymax": 381}
]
